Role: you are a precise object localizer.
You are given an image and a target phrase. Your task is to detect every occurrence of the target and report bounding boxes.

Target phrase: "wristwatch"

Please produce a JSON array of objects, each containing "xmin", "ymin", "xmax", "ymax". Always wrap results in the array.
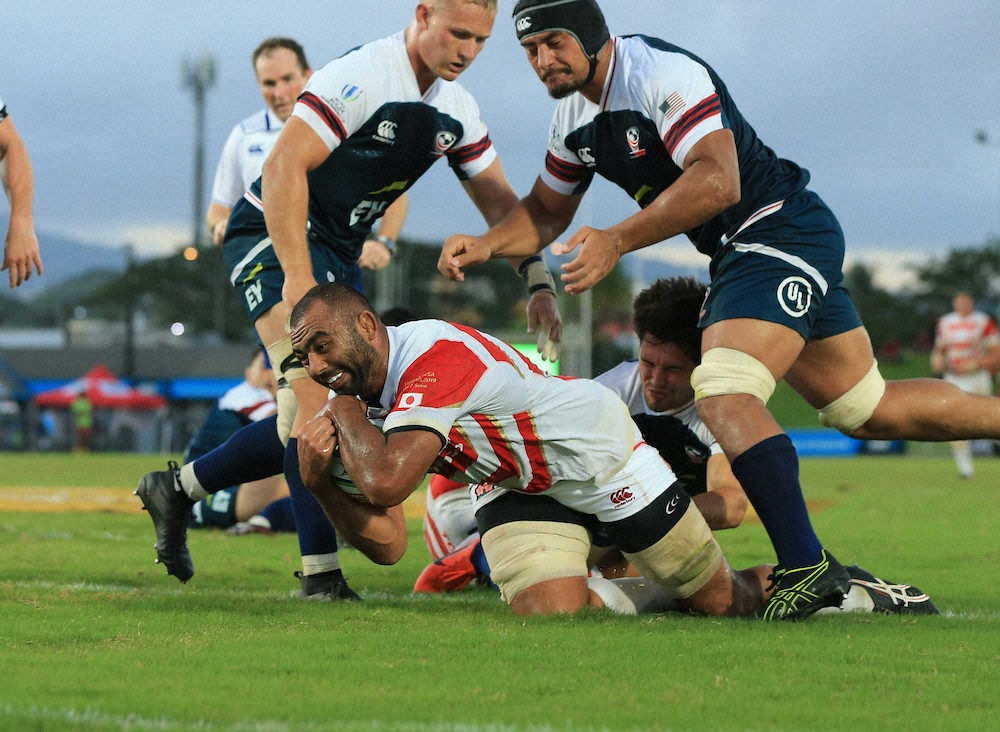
[{"xmin": 374, "ymin": 235, "xmax": 396, "ymax": 255}]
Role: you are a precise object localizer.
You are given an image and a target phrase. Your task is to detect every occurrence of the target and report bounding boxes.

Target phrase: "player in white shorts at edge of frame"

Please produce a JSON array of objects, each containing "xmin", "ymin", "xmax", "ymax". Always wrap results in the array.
[
  {"xmin": 413, "ymin": 276, "xmax": 939, "ymax": 616},
  {"xmin": 930, "ymin": 292, "xmax": 1000, "ymax": 479}
]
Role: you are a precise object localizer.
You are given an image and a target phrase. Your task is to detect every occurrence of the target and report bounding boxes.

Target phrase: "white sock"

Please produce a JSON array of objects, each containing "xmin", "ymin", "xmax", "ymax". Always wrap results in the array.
[
  {"xmin": 587, "ymin": 576, "xmax": 637, "ymax": 615},
  {"xmin": 953, "ymin": 443, "xmax": 974, "ymax": 478},
  {"xmin": 588, "ymin": 576, "xmax": 681, "ymax": 615},
  {"xmin": 301, "ymin": 553, "xmax": 341, "ymax": 576},
  {"xmin": 178, "ymin": 462, "xmax": 208, "ymax": 500},
  {"xmin": 247, "ymin": 514, "xmax": 272, "ymax": 530}
]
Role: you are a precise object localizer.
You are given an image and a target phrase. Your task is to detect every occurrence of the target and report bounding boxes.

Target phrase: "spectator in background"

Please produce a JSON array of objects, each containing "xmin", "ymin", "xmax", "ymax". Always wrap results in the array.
[
  {"xmin": 184, "ymin": 350, "xmax": 296, "ymax": 534},
  {"xmin": 0, "ymin": 96, "xmax": 43, "ymax": 289},
  {"xmin": 71, "ymin": 394, "xmax": 93, "ymax": 452},
  {"xmin": 930, "ymin": 292, "xmax": 1000, "ymax": 478}
]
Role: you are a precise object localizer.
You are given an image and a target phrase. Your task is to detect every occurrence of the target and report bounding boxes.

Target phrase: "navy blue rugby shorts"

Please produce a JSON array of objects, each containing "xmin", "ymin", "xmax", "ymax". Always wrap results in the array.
[
  {"xmin": 699, "ymin": 190, "xmax": 863, "ymax": 341},
  {"xmin": 223, "ymin": 229, "xmax": 362, "ymax": 324}
]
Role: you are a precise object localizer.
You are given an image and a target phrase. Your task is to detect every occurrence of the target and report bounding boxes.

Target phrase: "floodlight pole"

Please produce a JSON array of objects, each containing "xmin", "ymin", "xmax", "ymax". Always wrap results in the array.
[{"xmin": 182, "ymin": 53, "xmax": 226, "ymax": 339}]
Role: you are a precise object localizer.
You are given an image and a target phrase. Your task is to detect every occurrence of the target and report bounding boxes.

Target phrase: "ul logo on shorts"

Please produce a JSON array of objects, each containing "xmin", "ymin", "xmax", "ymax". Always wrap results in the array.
[
  {"xmin": 777, "ymin": 276, "xmax": 812, "ymax": 318},
  {"xmin": 610, "ymin": 487, "xmax": 633, "ymax": 506}
]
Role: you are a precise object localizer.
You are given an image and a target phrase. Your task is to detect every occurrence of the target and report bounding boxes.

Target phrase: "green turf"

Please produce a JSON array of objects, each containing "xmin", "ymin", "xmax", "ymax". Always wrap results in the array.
[{"xmin": 1, "ymin": 453, "xmax": 998, "ymax": 731}]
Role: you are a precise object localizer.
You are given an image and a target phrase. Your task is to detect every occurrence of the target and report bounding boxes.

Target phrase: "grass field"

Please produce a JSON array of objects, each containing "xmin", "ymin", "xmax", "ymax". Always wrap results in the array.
[{"xmin": 1, "ymin": 452, "xmax": 998, "ymax": 731}]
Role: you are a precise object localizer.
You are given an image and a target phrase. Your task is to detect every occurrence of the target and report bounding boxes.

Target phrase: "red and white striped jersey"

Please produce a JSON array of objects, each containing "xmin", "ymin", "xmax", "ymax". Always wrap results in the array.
[
  {"xmin": 380, "ymin": 320, "xmax": 639, "ymax": 494},
  {"xmin": 934, "ymin": 310, "xmax": 999, "ymax": 374}
]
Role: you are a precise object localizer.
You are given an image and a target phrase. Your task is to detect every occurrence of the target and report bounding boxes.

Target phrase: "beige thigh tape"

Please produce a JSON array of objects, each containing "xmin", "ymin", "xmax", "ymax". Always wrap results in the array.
[
  {"xmin": 480, "ymin": 520, "xmax": 590, "ymax": 605},
  {"xmin": 818, "ymin": 360, "xmax": 886, "ymax": 434},
  {"xmin": 623, "ymin": 503, "xmax": 724, "ymax": 599},
  {"xmin": 691, "ymin": 347, "xmax": 777, "ymax": 405}
]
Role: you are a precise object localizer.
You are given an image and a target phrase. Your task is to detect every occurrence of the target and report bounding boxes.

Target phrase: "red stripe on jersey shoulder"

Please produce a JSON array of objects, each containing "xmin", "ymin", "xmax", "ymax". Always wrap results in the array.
[
  {"xmin": 298, "ymin": 92, "xmax": 347, "ymax": 140},
  {"xmin": 663, "ymin": 93, "xmax": 721, "ymax": 156},
  {"xmin": 448, "ymin": 322, "xmax": 545, "ymax": 376},
  {"xmin": 394, "ymin": 339, "xmax": 485, "ymax": 411},
  {"xmin": 545, "ymin": 151, "xmax": 586, "ymax": 183}
]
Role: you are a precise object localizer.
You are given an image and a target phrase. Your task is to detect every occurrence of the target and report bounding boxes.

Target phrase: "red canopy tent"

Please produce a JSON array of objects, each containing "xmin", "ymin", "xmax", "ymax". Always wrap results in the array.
[{"xmin": 34, "ymin": 364, "xmax": 166, "ymax": 410}]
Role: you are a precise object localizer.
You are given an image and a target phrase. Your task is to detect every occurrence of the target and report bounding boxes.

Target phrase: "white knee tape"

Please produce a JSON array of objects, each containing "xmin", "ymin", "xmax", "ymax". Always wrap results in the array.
[
  {"xmin": 818, "ymin": 360, "xmax": 885, "ymax": 435},
  {"xmin": 275, "ymin": 385, "xmax": 298, "ymax": 447},
  {"xmin": 691, "ymin": 347, "xmax": 777, "ymax": 405},
  {"xmin": 265, "ymin": 336, "xmax": 308, "ymax": 386}
]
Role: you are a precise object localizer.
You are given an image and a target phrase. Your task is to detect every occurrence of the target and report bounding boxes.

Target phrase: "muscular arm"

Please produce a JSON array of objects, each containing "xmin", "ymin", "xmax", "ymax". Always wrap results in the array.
[
  {"xmin": 0, "ymin": 117, "xmax": 42, "ymax": 289},
  {"xmin": 693, "ymin": 452, "xmax": 748, "ymax": 530},
  {"xmin": 327, "ymin": 396, "xmax": 443, "ymax": 508},
  {"xmin": 297, "ymin": 406, "xmax": 407, "ymax": 564},
  {"xmin": 557, "ymin": 129, "xmax": 740, "ymax": 294},
  {"xmin": 453, "ymin": 161, "xmax": 567, "ymax": 357},
  {"xmin": 261, "ymin": 117, "xmax": 330, "ymax": 307},
  {"xmin": 609, "ymin": 129, "xmax": 740, "ymax": 254}
]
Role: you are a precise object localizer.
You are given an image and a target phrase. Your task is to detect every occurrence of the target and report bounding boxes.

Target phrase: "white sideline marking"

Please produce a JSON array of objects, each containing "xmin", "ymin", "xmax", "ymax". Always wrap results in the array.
[{"xmin": 0, "ymin": 704, "xmax": 631, "ymax": 732}]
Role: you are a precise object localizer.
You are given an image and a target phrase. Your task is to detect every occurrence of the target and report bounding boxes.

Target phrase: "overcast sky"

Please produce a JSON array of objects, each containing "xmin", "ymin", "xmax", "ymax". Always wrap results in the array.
[{"xmin": 3, "ymin": 0, "xmax": 1000, "ymax": 288}]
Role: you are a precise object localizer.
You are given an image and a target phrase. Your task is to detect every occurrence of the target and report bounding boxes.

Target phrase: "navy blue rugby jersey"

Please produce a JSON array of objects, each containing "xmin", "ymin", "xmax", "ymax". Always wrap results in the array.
[
  {"xmin": 540, "ymin": 35, "xmax": 809, "ymax": 256},
  {"xmin": 227, "ymin": 31, "xmax": 496, "ymax": 263}
]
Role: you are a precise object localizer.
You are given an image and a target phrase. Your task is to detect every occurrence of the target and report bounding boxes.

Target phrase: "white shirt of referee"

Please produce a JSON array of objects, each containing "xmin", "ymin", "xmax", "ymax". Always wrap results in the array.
[{"xmin": 205, "ymin": 42, "xmax": 312, "ymax": 245}]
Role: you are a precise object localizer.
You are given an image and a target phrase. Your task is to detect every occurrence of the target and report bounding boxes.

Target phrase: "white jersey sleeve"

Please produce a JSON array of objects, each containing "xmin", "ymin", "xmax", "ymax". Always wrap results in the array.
[
  {"xmin": 435, "ymin": 88, "xmax": 497, "ymax": 180},
  {"xmin": 209, "ymin": 123, "xmax": 247, "ymax": 208},
  {"xmin": 633, "ymin": 45, "xmax": 723, "ymax": 167},
  {"xmin": 539, "ymin": 103, "xmax": 593, "ymax": 196}
]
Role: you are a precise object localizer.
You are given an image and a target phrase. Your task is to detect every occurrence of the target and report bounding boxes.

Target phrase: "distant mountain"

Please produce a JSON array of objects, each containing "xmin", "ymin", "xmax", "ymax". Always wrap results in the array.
[{"xmin": 0, "ymin": 216, "xmax": 128, "ymax": 300}]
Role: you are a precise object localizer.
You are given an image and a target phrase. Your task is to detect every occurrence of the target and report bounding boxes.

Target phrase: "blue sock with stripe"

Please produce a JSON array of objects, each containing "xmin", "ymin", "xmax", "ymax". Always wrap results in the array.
[
  {"xmin": 191, "ymin": 416, "xmax": 283, "ymax": 491},
  {"xmin": 730, "ymin": 433, "xmax": 823, "ymax": 568}
]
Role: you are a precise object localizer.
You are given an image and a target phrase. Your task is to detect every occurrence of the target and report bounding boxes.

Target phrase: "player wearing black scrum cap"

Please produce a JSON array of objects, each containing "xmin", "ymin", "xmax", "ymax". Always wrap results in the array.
[{"xmin": 440, "ymin": 0, "xmax": 995, "ymax": 620}]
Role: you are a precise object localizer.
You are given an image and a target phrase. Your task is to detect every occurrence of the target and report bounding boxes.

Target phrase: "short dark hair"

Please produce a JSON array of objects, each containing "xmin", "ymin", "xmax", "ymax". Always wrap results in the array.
[
  {"xmin": 290, "ymin": 283, "xmax": 376, "ymax": 331},
  {"xmin": 252, "ymin": 37, "xmax": 309, "ymax": 73},
  {"xmin": 632, "ymin": 277, "xmax": 707, "ymax": 364}
]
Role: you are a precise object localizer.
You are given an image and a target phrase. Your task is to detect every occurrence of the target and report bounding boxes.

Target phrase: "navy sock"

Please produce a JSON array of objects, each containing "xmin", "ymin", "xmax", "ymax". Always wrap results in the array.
[
  {"xmin": 285, "ymin": 438, "xmax": 339, "ymax": 556},
  {"xmin": 192, "ymin": 416, "xmax": 284, "ymax": 492},
  {"xmin": 730, "ymin": 433, "xmax": 823, "ymax": 568},
  {"xmin": 470, "ymin": 539, "xmax": 491, "ymax": 577},
  {"xmin": 259, "ymin": 497, "xmax": 296, "ymax": 532}
]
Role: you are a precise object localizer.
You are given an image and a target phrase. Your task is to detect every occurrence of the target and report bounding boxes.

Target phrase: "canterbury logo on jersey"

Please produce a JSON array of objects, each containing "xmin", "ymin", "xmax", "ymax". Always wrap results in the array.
[
  {"xmin": 610, "ymin": 487, "xmax": 634, "ymax": 506},
  {"xmin": 375, "ymin": 120, "xmax": 397, "ymax": 144}
]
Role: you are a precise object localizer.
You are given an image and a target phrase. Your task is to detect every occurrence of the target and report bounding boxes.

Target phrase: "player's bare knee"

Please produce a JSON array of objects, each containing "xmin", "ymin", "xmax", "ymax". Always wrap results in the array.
[
  {"xmin": 817, "ymin": 360, "xmax": 886, "ymax": 436},
  {"xmin": 481, "ymin": 521, "xmax": 590, "ymax": 610},
  {"xmin": 510, "ymin": 577, "xmax": 589, "ymax": 616}
]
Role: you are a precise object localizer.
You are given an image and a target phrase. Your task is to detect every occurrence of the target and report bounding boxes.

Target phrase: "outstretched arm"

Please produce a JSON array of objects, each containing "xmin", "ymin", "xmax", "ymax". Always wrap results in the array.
[
  {"xmin": 0, "ymin": 116, "xmax": 42, "ymax": 289},
  {"xmin": 556, "ymin": 129, "xmax": 740, "ymax": 294},
  {"xmin": 439, "ymin": 175, "xmax": 581, "ymax": 281},
  {"xmin": 449, "ymin": 161, "xmax": 572, "ymax": 361}
]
